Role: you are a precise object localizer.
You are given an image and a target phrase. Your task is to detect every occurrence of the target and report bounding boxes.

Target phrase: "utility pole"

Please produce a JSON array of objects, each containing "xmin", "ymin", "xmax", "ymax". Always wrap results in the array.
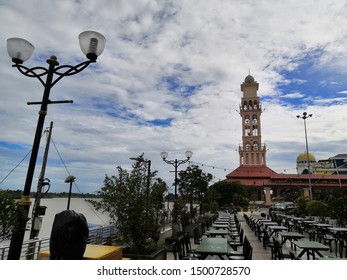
[{"xmin": 26, "ymin": 121, "xmax": 53, "ymax": 259}]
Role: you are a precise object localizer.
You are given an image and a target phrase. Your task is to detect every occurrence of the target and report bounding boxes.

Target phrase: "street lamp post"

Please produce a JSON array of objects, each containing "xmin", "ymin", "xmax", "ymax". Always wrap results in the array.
[
  {"xmin": 297, "ymin": 112, "xmax": 313, "ymax": 199},
  {"xmin": 6, "ymin": 31, "xmax": 106, "ymax": 260},
  {"xmin": 129, "ymin": 156, "xmax": 151, "ymax": 206},
  {"xmin": 65, "ymin": 175, "xmax": 76, "ymax": 210},
  {"xmin": 160, "ymin": 151, "xmax": 193, "ymax": 199}
]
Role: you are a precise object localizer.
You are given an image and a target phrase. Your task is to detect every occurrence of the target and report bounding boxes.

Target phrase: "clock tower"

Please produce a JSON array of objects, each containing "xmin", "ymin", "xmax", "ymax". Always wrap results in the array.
[{"xmin": 238, "ymin": 75, "xmax": 266, "ymax": 166}]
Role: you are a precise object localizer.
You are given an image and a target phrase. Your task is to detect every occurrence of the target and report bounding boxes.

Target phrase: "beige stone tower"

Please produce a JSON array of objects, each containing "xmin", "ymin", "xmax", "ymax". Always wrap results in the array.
[{"xmin": 238, "ymin": 75, "xmax": 267, "ymax": 166}]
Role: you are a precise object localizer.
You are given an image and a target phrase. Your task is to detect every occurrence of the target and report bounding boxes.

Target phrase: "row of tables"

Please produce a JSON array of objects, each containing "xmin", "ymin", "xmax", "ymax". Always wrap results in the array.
[
  {"xmin": 192, "ymin": 214, "xmax": 234, "ymax": 260},
  {"xmin": 191, "ymin": 213, "xmax": 347, "ymax": 260},
  {"xmin": 256, "ymin": 214, "xmax": 347, "ymax": 259}
]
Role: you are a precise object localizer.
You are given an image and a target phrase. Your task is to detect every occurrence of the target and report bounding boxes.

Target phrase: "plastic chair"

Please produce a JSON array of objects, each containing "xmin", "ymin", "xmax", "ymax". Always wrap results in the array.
[
  {"xmin": 229, "ymin": 237, "xmax": 252, "ymax": 260},
  {"xmin": 272, "ymin": 238, "xmax": 294, "ymax": 260},
  {"xmin": 228, "ymin": 228, "xmax": 244, "ymax": 251},
  {"xmin": 262, "ymin": 229, "xmax": 275, "ymax": 259}
]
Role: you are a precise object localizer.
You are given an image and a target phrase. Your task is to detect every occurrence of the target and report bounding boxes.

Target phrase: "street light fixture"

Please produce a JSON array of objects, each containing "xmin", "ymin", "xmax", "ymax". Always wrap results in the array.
[
  {"xmin": 160, "ymin": 151, "xmax": 193, "ymax": 199},
  {"xmin": 297, "ymin": 112, "xmax": 313, "ymax": 199},
  {"xmin": 6, "ymin": 31, "xmax": 106, "ymax": 260},
  {"xmin": 65, "ymin": 175, "xmax": 76, "ymax": 210}
]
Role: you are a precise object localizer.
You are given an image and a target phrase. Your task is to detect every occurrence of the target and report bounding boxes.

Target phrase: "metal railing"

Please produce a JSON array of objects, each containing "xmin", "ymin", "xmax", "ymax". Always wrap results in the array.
[{"xmin": 0, "ymin": 225, "xmax": 117, "ymax": 260}]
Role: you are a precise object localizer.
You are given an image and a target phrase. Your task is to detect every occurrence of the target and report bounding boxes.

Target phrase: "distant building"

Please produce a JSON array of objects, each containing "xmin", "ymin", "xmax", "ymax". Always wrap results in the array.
[
  {"xmin": 225, "ymin": 75, "xmax": 347, "ymax": 206},
  {"xmin": 296, "ymin": 152, "xmax": 347, "ymax": 175}
]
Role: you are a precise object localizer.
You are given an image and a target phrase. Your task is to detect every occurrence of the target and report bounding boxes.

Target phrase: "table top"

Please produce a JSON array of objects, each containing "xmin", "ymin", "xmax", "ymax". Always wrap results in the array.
[
  {"xmin": 329, "ymin": 227, "xmax": 347, "ymax": 232},
  {"xmin": 258, "ymin": 219, "xmax": 273, "ymax": 223},
  {"xmin": 315, "ymin": 223, "xmax": 332, "ymax": 227},
  {"xmin": 214, "ymin": 220, "xmax": 229, "ymax": 224},
  {"xmin": 268, "ymin": 225, "xmax": 288, "ymax": 230},
  {"xmin": 194, "ymin": 237, "xmax": 228, "ymax": 255},
  {"xmin": 302, "ymin": 220, "xmax": 318, "ymax": 224},
  {"xmin": 211, "ymin": 223, "xmax": 229, "ymax": 229},
  {"xmin": 292, "ymin": 217, "xmax": 305, "ymax": 221},
  {"xmin": 292, "ymin": 240, "xmax": 330, "ymax": 250},
  {"xmin": 205, "ymin": 229, "xmax": 229, "ymax": 236},
  {"xmin": 279, "ymin": 231, "xmax": 304, "ymax": 238}
]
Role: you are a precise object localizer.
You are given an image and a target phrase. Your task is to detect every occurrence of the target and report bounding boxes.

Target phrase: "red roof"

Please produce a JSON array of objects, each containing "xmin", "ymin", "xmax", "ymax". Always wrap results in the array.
[
  {"xmin": 225, "ymin": 165, "xmax": 347, "ymax": 188},
  {"xmin": 226, "ymin": 165, "xmax": 277, "ymax": 179}
]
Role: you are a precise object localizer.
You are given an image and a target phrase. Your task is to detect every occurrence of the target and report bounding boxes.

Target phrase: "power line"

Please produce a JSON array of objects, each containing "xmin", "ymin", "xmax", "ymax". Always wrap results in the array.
[
  {"xmin": 50, "ymin": 137, "xmax": 108, "ymax": 225},
  {"xmin": 0, "ymin": 149, "xmax": 32, "ymax": 186}
]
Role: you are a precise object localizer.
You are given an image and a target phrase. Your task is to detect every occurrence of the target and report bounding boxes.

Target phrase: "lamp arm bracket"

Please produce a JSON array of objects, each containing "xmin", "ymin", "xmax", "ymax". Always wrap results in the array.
[
  {"xmin": 163, "ymin": 159, "xmax": 176, "ymax": 166},
  {"xmin": 51, "ymin": 60, "xmax": 92, "ymax": 87},
  {"xmin": 13, "ymin": 64, "xmax": 47, "ymax": 87}
]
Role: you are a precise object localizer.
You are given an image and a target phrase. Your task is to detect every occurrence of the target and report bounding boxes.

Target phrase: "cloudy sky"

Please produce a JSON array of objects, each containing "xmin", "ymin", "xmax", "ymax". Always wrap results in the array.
[{"xmin": 1, "ymin": 0, "xmax": 347, "ymax": 194}]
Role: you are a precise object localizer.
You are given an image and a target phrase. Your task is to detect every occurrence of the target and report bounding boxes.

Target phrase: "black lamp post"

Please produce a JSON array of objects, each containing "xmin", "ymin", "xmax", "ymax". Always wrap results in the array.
[
  {"xmin": 6, "ymin": 31, "xmax": 106, "ymax": 260},
  {"xmin": 160, "ymin": 151, "xmax": 193, "ymax": 199},
  {"xmin": 65, "ymin": 175, "xmax": 76, "ymax": 210},
  {"xmin": 129, "ymin": 157, "xmax": 152, "ymax": 204},
  {"xmin": 297, "ymin": 112, "xmax": 313, "ymax": 200}
]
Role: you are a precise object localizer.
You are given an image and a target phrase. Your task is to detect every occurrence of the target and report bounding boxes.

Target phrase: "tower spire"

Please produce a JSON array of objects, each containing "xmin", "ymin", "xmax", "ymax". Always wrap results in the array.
[{"xmin": 238, "ymin": 75, "xmax": 266, "ymax": 166}]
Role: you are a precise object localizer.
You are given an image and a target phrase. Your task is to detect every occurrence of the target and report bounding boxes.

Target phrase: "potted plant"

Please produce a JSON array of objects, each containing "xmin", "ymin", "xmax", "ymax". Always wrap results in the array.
[{"xmin": 90, "ymin": 154, "xmax": 168, "ymax": 260}]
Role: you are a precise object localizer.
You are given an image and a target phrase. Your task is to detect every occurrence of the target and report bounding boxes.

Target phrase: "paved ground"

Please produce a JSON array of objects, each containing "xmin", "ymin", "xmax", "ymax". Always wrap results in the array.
[{"xmin": 166, "ymin": 212, "xmax": 340, "ymax": 260}]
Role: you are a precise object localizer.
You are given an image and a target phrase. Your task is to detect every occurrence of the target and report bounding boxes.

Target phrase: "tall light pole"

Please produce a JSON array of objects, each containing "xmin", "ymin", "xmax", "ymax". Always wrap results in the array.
[
  {"xmin": 6, "ymin": 31, "xmax": 106, "ymax": 260},
  {"xmin": 160, "ymin": 151, "xmax": 193, "ymax": 199},
  {"xmin": 130, "ymin": 156, "xmax": 151, "ymax": 209},
  {"xmin": 65, "ymin": 175, "xmax": 76, "ymax": 210},
  {"xmin": 297, "ymin": 112, "xmax": 313, "ymax": 199}
]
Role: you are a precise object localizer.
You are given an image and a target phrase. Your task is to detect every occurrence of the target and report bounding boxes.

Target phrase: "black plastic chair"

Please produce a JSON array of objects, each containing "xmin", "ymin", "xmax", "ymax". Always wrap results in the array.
[
  {"xmin": 317, "ymin": 227, "xmax": 336, "ymax": 252},
  {"xmin": 272, "ymin": 238, "xmax": 294, "ymax": 260},
  {"xmin": 172, "ymin": 241, "xmax": 182, "ymax": 260},
  {"xmin": 229, "ymin": 237, "xmax": 252, "ymax": 260},
  {"xmin": 336, "ymin": 232, "xmax": 347, "ymax": 258},
  {"xmin": 262, "ymin": 229, "xmax": 275, "ymax": 259},
  {"xmin": 193, "ymin": 226, "xmax": 202, "ymax": 245},
  {"xmin": 228, "ymin": 228, "xmax": 244, "ymax": 251}
]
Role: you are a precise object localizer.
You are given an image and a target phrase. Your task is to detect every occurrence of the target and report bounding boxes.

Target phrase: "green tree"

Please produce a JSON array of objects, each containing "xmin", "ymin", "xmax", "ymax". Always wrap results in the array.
[
  {"xmin": 305, "ymin": 200, "xmax": 329, "ymax": 217},
  {"xmin": 0, "ymin": 190, "xmax": 28, "ymax": 243},
  {"xmin": 90, "ymin": 155, "xmax": 167, "ymax": 253},
  {"xmin": 209, "ymin": 181, "xmax": 250, "ymax": 210},
  {"xmin": 177, "ymin": 165, "xmax": 212, "ymax": 220},
  {"xmin": 295, "ymin": 196, "xmax": 310, "ymax": 216}
]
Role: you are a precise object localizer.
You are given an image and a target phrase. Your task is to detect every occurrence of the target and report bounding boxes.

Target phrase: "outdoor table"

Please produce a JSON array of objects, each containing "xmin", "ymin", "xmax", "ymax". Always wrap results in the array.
[
  {"xmin": 329, "ymin": 227, "xmax": 347, "ymax": 233},
  {"xmin": 268, "ymin": 225, "xmax": 288, "ymax": 236},
  {"xmin": 194, "ymin": 237, "xmax": 229, "ymax": 260},
  {"xmin": 261, "ymin": 222, "xmax": 278, "ymax": 228},
  {"xmin": 205, "ymin": 229, "xmax": 229, "ymax": 238},
  {"xmin": 328, "ymin": 227, "xmax": 347, "ymax": 238},
  {"xmin": 214, "ymin": 221, "xmax": 230, "ymax": 225},
  {"xmin": 278, "ymin": 231, "xmax": 305, "ymax": 249},
  {"xmin": 292, "ymin": 240, "xmax": 330, "ymax": 260},
  {"xmin": 292, "ymin": 217, "xmax": 305, "ymax": 221},
  {"xmin": 302, "ymin": 220, "xmax": 318, "ymax": 231},
  {"xmin": 258, "ymin": 219, "xmax": 272, "ymax": 224},
  {"xmin": 315, "ymin": 223, "xmax": 333, "ymax": 228},
  {"xmin": 217, "ymin": 216, "xmax": 231, "ymax": 220},
  {"xmin": 211, "ymin": 223, "xmax": 229, "ymax": 229}
]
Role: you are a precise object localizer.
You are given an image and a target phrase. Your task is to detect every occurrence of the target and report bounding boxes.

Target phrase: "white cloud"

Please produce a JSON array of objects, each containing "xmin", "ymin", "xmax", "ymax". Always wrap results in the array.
[
  {"xmin": 282, "ymin": 92, "xmax": 305, "ymax": 99},
  {"xmin": 1, "ymin": 0, "xmax": 347, "ymax": 194}
]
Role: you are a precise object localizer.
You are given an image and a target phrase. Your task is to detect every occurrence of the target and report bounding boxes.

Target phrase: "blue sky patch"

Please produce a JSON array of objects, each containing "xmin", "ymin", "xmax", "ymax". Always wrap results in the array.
[{"xmin": 276, "ymin": 51, "xmax": 347, "ymax": 108}]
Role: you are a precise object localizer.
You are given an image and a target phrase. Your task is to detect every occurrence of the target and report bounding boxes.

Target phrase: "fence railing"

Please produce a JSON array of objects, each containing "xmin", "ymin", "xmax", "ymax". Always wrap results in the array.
[{"xmin": 0, "ymin": 225, "xmax": 118, "ymax": 260}]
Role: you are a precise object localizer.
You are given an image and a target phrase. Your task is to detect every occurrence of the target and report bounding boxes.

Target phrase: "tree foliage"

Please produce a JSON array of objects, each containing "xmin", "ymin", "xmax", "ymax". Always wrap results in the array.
[
  {"xmin": 177, "ymin": 165, "xmax": 212, "ymax": 219},
  {"xmin": 90, "ymin": 155, "xmax": 167, "ymax": 253},
  {"xmin": 0, "ymin": 190, "xmax": 28, "ymax": 243},
  {"xmin": 209, "ymin": 181, "xmax": 250, "ymax": 210},
  {"xmin": 305, "ymin": 200, "xmax": 329, "ymax": 217}
]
